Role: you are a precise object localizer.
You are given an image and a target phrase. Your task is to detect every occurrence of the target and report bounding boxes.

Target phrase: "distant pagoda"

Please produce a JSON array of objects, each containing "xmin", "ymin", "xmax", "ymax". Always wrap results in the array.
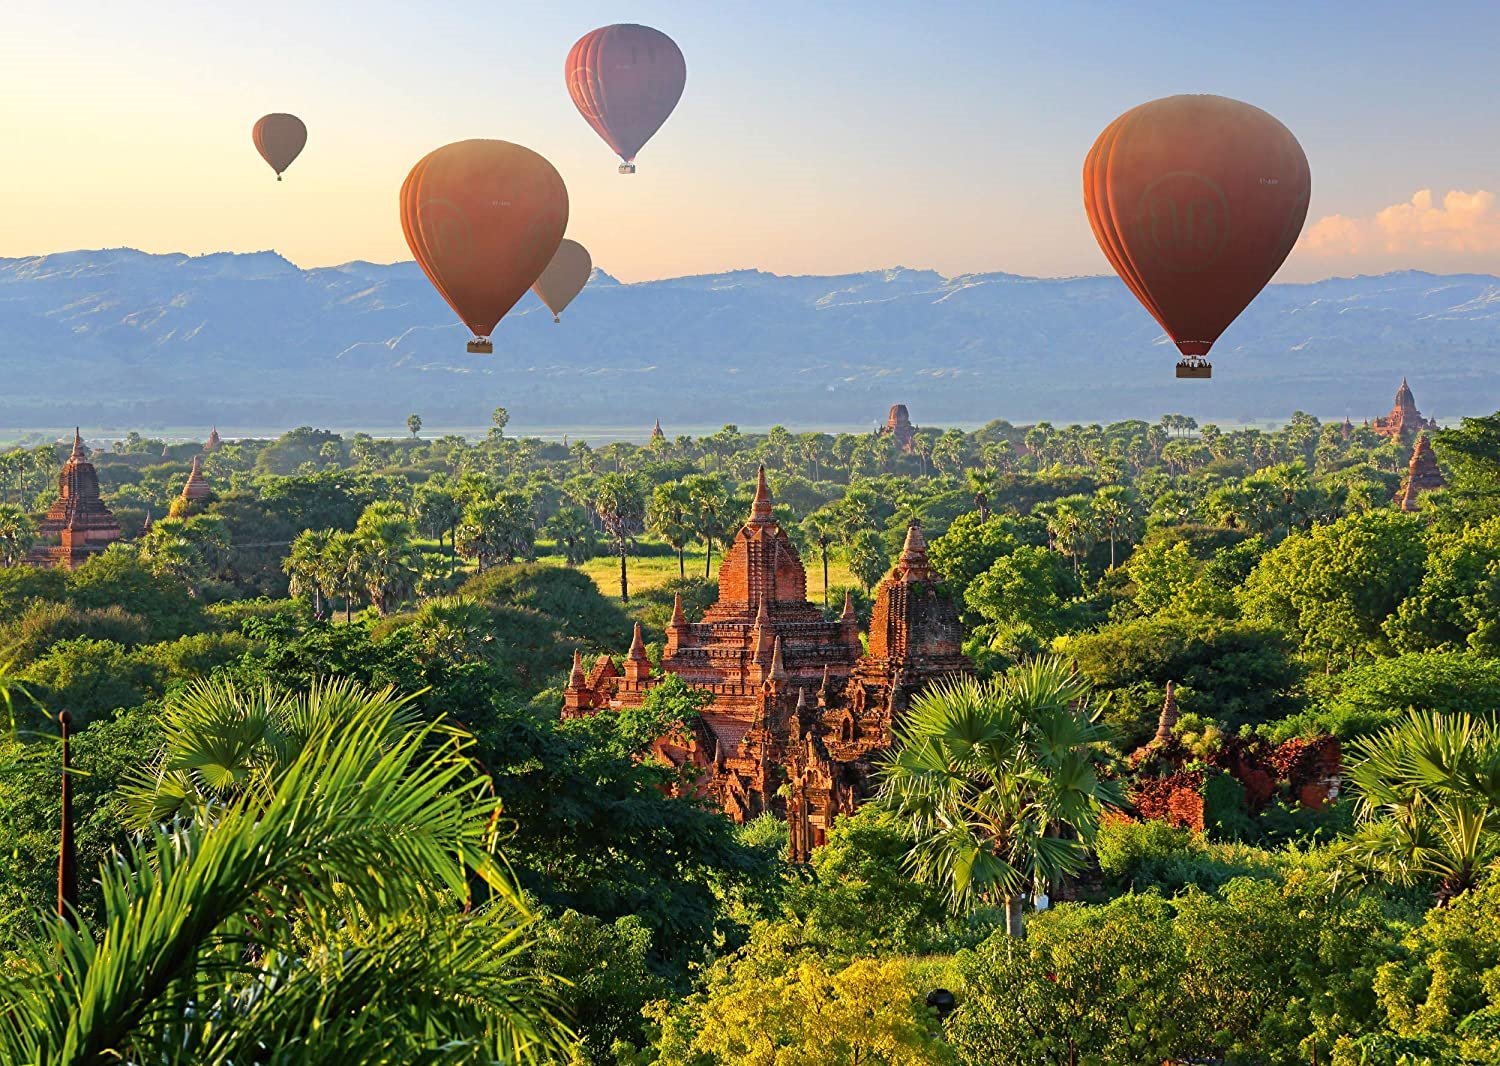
[
  {"xmin": 650, "ymin": 419, "xmax": 665, "ymax": 443},
  {"xmin": 1372, "ymin": 379, "xmax": 1437, "ymax": 443},
  {"xmin": 170, "ymin": 454, "xmax": 214, "ymax": 517},
  {"xmin": 25, "ymin": 430, "xmax": 122, "ymax": 569},
  {"xmin": 205, "ymin": 426, "xmax": 222, "ymax": 452},
  {"xmin": 1398, "ymin": 433, "xmax": 1445, "ymax": 511},
  {"xmin": 877, "ymin": 404, "xmax": 917, "ymax": 452}
]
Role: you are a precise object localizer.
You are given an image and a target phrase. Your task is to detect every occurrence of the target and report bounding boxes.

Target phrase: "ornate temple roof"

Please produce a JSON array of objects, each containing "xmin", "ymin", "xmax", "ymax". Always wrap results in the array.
[{"xmin": 25, "ymin": 428, "xmax": 122, "ymax": 569}]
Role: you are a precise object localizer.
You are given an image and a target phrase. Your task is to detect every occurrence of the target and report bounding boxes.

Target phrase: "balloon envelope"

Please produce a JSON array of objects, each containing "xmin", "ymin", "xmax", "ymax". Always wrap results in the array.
[
  {"xmin": 567, "ymin": 24, "xmax": 686, "ymax": 166},
  {"xmin": 1083, "ymin": 95, "xmax": 1310, "ymax": 363},
  {"xmin": 252, "ymin": 113, "xmax": 307, "ymax": 179},
  {"xmin": 400, "ymin": 140, "xmax": 569, "ymax": 345},
  {"xmin": 533, "ymin": 239, "xmax": 592, "ymax": 321}
]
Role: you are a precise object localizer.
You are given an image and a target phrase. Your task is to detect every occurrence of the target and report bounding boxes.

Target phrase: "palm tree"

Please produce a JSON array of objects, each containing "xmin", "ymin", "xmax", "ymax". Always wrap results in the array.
[
  {"xmin": 543, "ymin": 505, "xmax": 598, "ymax": 566},
  {"xmin": 649, "ymin": 480, "xmax": 697, "ymax": 579},
  {"xmin": 877, "ymin": 657, "xmax": 1122, "ymax": 937},
  {"xmin": 353, "ymin": 502, "xmax": 419, "ymax": 614},
  {"xmin": 592, "ymin": 473, "xmax": 646, "ymax": 602},
  {"xmin": 321, "ymin": 530, "xmax": 363, "ymax": 623},
  {"xmin": 284, "ymin": 527, "xmax": 334, "ymax": 618},
  {"xmin": 406, "ymin": 413, "xmax": 423, "ymax": 439},
  {"xmin": 965, "ymin": 468, "xmax": 998, "ymax": 522},
  {"xmin": 0, "ymin": 678, "xmax": 573, "ymax": 1064},
  {"xmin": 0, "ymin": 503, "xmax": 36, "ymax": 566},
  {"xmin": 683, "ymin": 474, "xmax": 730, "ymax": 579},
  {"xmin": 799, "ymin": 508, "xmax": 841, "ymax": 608},
  {"xmin": 1340, "ymin": 709, "xmax": 1500, "ymax": 901},
  {"xmin": 414, "ymin": 481, "xmax": 464, "ymax": 561},
  {"xmin": 1090, "ymin": 485, "xmax": 1139, "ymax": 569}
]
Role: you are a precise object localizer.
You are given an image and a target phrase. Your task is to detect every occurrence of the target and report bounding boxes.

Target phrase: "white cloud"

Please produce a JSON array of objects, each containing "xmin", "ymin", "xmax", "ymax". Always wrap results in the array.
[{"xmin": 1299, "ymin": 189, "xmax": 1500, "ymax": 257}]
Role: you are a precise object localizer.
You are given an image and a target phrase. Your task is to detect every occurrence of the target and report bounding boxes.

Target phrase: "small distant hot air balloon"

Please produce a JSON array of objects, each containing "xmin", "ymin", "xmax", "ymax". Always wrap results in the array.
[
  {"xmin": 1083, "ymin": 94, "xmax": 1311, "ymax": 379},
  {"xmin": 252, "ymin": 113, "xmax": 307, "ymax": 181},
  {"xmin": 400, "ymin": 140, "xmax": 568, "ymax": 354},
  {"xmin": 567, "ymin": 24, "xmax": 686, "ymax": 173},
  {"xmin": 533, "ymin": 239, "xmax": 592, "ymax": 322}
]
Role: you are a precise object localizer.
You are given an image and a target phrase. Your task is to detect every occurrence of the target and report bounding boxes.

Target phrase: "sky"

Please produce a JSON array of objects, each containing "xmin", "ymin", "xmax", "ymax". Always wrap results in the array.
[{"xmin": 4, "ymin": 0, "xmax": 1499, "ymax": 283}]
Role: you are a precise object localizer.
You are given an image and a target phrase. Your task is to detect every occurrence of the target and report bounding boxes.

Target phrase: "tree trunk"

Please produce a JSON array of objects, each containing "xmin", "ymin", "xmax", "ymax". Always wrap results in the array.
[
  {"xmin": 1004, "ymin": 896, "xmax": 1025, "ymax": 938},
  {"xmin": 678, "ymin": 546, "xmax": 685, "ymax": 579},
  {"xmin": 1109, "ymin": 531, "xmax": 1116, "ymax": 569},
  {"xmin": 821, "ymin": 544, "xmax": 830, "ymax": 609},
  {"xmin": 704, "ymin": 539, "xmax": 712, "ymax": 579},
  {"xmin": 618, "ymin": 546, "xmax": 630, "ymax": 602}
]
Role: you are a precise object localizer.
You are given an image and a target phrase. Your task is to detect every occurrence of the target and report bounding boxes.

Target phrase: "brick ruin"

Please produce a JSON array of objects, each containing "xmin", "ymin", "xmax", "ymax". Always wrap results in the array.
[
  {"xmin": 1398, "ymin": 432, "xmax": 1445, "ymax": 511},
  {"xmin": 877, "ymin": 404, "xmax": 917, "ymax": 453},
  {"xmin": 24, "ymin": 430, "xmax": 122, "ymax": 569},
  {"xmin": 563, "ymin": 466, "xmax": 971, "ymax": 859}
]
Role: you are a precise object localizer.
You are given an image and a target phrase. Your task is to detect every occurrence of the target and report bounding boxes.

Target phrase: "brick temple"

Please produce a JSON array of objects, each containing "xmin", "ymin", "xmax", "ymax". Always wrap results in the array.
[
  {"xmin": 1398, "ymin": 432, "xmax": 1445, "ymax": 511},
  {"xmin": 878, "ymin": 403, "xmax": 917, "ymax": 452},
  {"xmin": 563, "ymin": 467, "xmax": 970, "ymax": 859},
  {"xmin": 1371, "ymin": 378, "xmax": 1437, "ymax": 442},
  {"xmin": 25, "ymin": 429, "xmax": 122, "ymax": 569}
]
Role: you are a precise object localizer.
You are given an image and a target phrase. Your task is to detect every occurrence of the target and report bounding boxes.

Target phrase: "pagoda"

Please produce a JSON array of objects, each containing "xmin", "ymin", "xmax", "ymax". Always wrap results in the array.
[
  {"xmin": 563, "ymin": 467, "xmax": 971, "ymax": 858},
  {"xmin": 1372, "ymin": 379, "xmax": 1437, "ymax": 442},
  {"xmin": 649, "ymin": 419, "xmax": 665, "ymax": 443},
  {"xmin": 877, "ymin": 404, "xmax": 917, "ymax": 452},
  {"xmin": 25, "ymin": 430, "xmax": 122, "ymax": 569},
  {"xmin": 1398, "ymin": 433, "xmax": 1445, "ymax": 511},
  {"xmin": 169, "ymin": 454, "xmax": 214, "ymax": 517},
  {"xmin": 205, "ymin": 426, "xmax": 222, "ymax": 452}
]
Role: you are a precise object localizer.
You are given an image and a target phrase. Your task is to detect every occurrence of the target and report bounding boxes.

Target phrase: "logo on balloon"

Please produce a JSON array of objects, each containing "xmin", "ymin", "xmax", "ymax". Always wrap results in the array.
[
  {"xmin": 1134, "ymin": 171, "xmax": 1231, "ymax": 273},
  {"xmin": 417, "ymin": 199, "xmax": 475, "ymax": 268}
]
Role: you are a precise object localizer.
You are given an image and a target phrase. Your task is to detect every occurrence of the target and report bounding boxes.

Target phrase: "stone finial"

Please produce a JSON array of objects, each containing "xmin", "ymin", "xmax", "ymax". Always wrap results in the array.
[
  {"xmin": 628, "ymin": 622, "xmax": 647, "ymax": 661},
  {"xmin": 670, "ymin": 592, "xmax": 686, "ymax": 629},
  {"xmin": 751, "ymin": 465, "xmax": 773, "ymax": 522},
  {"xmin": 898, "ymin": 521, "xmax": 934, "ymax": 582},
  {"xmin": 840, "ymin": 590, "xmax": 857, "ymax": 624},
  {"xmin": 567, "ymin": 648, "xmax": 586, "ymax": 689},
  {"xmin": 1154, "ymin": 680, "xmax": 1179, "ymax": 743},
  {"xmin": 767, "ymin": 636, "xmax": 788, "ymax": 685},
  {"xmin": 69, "ymin": 428, "xmax": 84, "ymax": 462},
  {"xmin": 624, "ymin": 622, "xmax": 651, "ymax": 684}
]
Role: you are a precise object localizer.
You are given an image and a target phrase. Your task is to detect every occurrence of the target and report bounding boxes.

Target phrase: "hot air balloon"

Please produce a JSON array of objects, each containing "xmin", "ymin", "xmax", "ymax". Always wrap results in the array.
[
  {"xmin": 252, "ymin": 113, "xmax": 307, "ymax": 181},
  {"xmin": 567, "ymin": 24, "xmax": 686, "ymax": 173},
  {"xmin": 533, "ymin": 239, "xmax": 592, "ymax": 322},
  {"xmin": 1083, "ymin": 95, "xmax": 1310, "ymax": 379},
  {"xmin": 400, "ymin": 140, "xmax": 568, "ymax": 354}
]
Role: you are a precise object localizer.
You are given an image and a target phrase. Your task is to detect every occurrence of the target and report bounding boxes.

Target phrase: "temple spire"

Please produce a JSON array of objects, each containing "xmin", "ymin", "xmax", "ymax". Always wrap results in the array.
[
  {"xmin": 670, "ymin": 592, "xmax": 686, "ymax": 628},
  {"xmin": 1154, "ymin": 680, "xmax": 1179, "ymax": 743},
  {"xmin": 767, "ymin": 636, "xmax": 788, "ymax": 685},
  {"xmin": 567, "ymin": 648, "xmax": 586, "ymax": 689},
  {"xmin": 628, "ymin": 622, "xmax": 647, "ymax": 662},
  {"xmin": 69, "ymin": 428, "xmax": 84, "ymax": 461},
  {"xmin": 897, "ymin": 521, "xmax": 934, "ymax": 581},
  {"xmin": 751, "ymin": 465, "xmax": 773, "ymax": 522}
]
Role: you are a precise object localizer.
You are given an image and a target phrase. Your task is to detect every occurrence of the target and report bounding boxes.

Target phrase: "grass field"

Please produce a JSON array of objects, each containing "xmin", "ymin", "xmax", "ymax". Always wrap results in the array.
[{"xmin": 538, "ymin": 543, "xmax": 857, "ymax": 604}]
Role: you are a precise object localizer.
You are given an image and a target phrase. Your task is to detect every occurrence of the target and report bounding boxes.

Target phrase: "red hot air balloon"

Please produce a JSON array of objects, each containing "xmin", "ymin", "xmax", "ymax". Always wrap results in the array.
[
  {"xmin": 567, "ymin": 24, "xmax": 686, "ymax": 173},
  {"xmin": 400, "ymin": 140, "xmax": 568, "ymax": 354},
  {"xmin": 533, "ymin": 239, "xmax": 592, "ymax": 322},
  {"xmin": 252, "ymin": 114, "xmax": 307, "ymax": 181},
  {"xmin": 1083, "ymin": 95, "xmax": 1311, "ymax": 379}
]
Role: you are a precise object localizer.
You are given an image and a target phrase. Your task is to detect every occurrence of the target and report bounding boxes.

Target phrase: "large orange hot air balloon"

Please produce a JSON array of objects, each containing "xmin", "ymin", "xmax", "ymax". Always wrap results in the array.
[
  {"xmin": 533, "ymin": 239, "xmax": 592, "ymax": 322},
  {"xmin": 400, "ymin": 140, "xmax": 568, "ymax": 354},
  {"xmin": 1083, "ymin": 95, "xmax": 1310, "ymax": 378},
  {"xmin": 567, "ymin": 24, "xmax": 686, "ymax": 173},
  {"xmin": 252, "ymin": 114, "xmax": 307, "ymax": 181}
]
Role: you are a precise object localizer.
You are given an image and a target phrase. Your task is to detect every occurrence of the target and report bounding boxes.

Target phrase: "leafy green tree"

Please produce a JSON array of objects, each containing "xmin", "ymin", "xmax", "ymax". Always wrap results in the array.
[
  {"xmin": 681, "ymin": 473, "xmax": 730, "ymax": 578},
  {"xmin": 352, "ymin": 501, "xmax": 419, "ymax": 614},
  {"xmin": 1, "ymin": 678, "xmax": 572, "ymax": 1064},
  {"xmin": 283, "ymin": 527, "xmax": 334, "ymax": 618},
  {"xmin": 648, "ymin": 480, "xmax": 697, "ymax": 579},
  {"xmin": 0, "ymin": 504, "xmax": 36, "ymax": 567},
  {"xmin": 406, "ymin": 412, "xmax": 422, "ymax": 439},
  {"xmin": 1090, "ymin": 484, "xmax": 1140, "ymax": 569},
  {"xmin": 1239, "ymin": 510, "xmax": 1427, "ymax": 667},
  {"xmin": 878, "ymin": 658, "xmax": 1122, "ymax": 935},
  {"xmin": 1432, "ymin": 412, "xmax": 1500, "ymax": 522},
  {"xmin": 1385, "ymin": 515, "xmax": 1500, "ymax": 656},
  {"xmin": 1340, "ymin": 709, "xmax": 1500, "ymax": 900},
  {"xmin": 543, "ymin": 505, "xmax": 598, "ymax": 566},
  {"xmin": 845, "ymin": 527, "xmax": 890, "ymax": 593},
  {"xmin": 592, "ymin": 473, "xmax": 646, "ymax": 602},
  {"xmin": 490, "ymin": 406, "xmax": 510, "ymax": 439},
  {"xmin": 965, "ymin": 544, "xmax": 1082, "ymax": 646}
]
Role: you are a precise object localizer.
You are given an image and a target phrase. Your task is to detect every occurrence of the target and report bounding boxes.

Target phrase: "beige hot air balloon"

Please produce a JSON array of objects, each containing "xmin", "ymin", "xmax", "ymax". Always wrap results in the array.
[{"xmin": 532, "ymin": 239, "xmax": 592, "ymax": 322}]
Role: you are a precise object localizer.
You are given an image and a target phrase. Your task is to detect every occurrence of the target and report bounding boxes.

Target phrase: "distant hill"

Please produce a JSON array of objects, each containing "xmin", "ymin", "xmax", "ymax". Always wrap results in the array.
[{"xmin": 2, "ymin": 249, "xmax": 1496, "ymax": 431}]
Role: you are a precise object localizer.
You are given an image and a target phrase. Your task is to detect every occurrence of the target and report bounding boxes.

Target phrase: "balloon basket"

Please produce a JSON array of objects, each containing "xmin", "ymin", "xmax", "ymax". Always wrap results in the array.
[
  {"xmin": 618, "ymin": 163, "xmax": 636, "ymax": 174},
  {"xmin": 467, "ymin": 339, "xmax": 493, "ymax": 354},
  {"xmin": 1175, "ymin": 359, "xmax": 1212, "ymax": 379}
]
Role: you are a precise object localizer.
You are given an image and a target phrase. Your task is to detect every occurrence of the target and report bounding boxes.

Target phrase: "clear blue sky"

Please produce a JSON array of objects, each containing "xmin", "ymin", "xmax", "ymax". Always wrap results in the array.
[{"xmin": 5, "ymin": 0, "xmax": 1498, "ymax": 280}]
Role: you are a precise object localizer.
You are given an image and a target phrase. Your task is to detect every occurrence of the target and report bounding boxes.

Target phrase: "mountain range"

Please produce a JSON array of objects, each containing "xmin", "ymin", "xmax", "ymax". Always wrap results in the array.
[{"xmin": 2, "ymin": 249, "xmax": 1497, "ymax": 434}]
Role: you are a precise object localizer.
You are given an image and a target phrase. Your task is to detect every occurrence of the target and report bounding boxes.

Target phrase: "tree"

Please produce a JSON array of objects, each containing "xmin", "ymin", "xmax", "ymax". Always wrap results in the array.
[
  {"xmin": 406, "ymin": 413, "xmax": 423, "ymax": 439},
  {"xmin": 965, "ymin": 544, "xmax": 1082, "ymax": 645},
  {"xmin": 846, "ymin": 528, "xmax": 890, "ymax": 593},
  {"xmin": 3, "ymin": 679, "xmax": 572, "ymax": 1063},
  {"xmin": 490, "ymin": 407, "xmax": 510, "ymax": 439},
  {"xmin": 1340, "ymin": 709, "xmax": 1500, "ymax": 900},
  {"xmin": 1385, "ymin": 515, "xmax": 1500, "ymax": 656},
  {"xmin": 648, "ymin": 480, "xmax": 696, "ymax": 579},
  {"xmin": 1433, "ymin": 412, "xmax": 1500, "ymax": 521},
  {"xmin": 0, "ymin": 504, "xmax": 36, "ymax": 567},
  {"xmin": 1091, "ymin": 485, "xmax": 1140, "ymax": 569},
  {"xmin": 799, "ymin": 507, "xmax": 841, "ymax": 608},
  {"xmin": 877, "ymin": 658, "xmax": 1122, "ymax": 935},
  {"xmin": 592, "ymin": 473, "xmax": 646, "ymax": 602},
  {"xmin": 352, "ymin": 501, "xmax": 419, "ymax": 614},
  {"xmin": 682, "ymin": 474, "xmax": 730, "ymax": 578},
  {"xmin": 283, "ymin": 527, "xmax": 334, "ymax": 619},
  {"xmin": 543, "ymin": 506, "xmax": 598, "ymax": 566},
  {"xmin": 414, "ymin": 481, "xmax": 464, "ymax": 562}
]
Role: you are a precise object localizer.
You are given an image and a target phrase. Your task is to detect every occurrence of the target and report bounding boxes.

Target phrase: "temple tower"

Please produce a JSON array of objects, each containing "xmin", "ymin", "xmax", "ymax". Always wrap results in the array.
[{"xmin": 25, "ymin": 430, "xmax": 122, "ymax": 569}]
